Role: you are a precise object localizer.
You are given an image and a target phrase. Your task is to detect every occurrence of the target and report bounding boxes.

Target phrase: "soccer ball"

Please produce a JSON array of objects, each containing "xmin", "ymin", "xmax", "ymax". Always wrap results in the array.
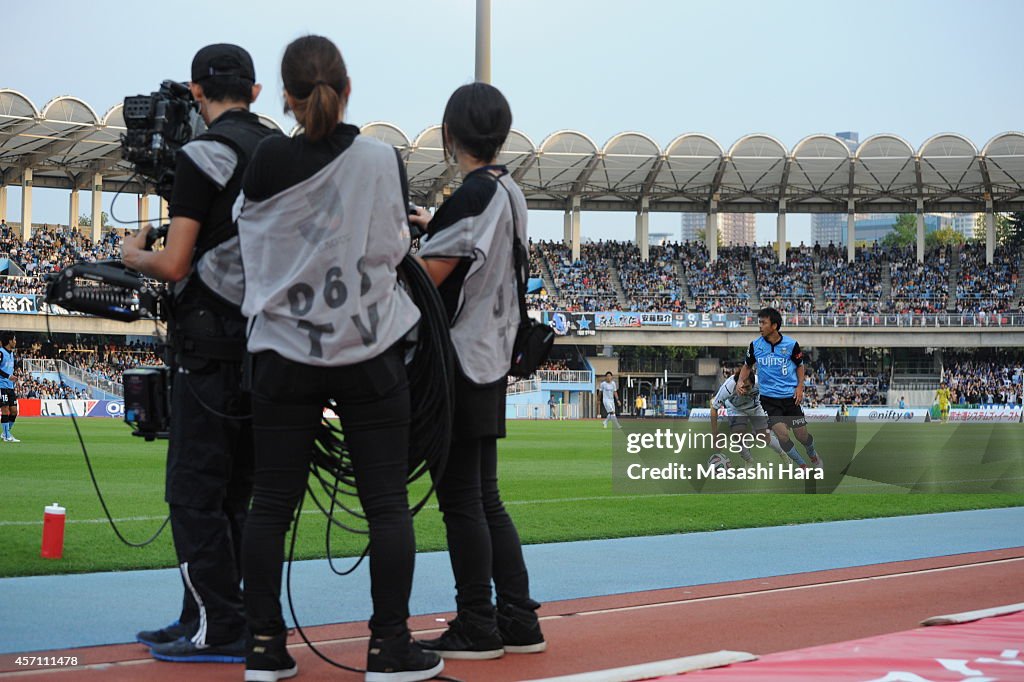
[{"xmin": 708, "ymin": 452, "xmax": 731, "ymax": 470}]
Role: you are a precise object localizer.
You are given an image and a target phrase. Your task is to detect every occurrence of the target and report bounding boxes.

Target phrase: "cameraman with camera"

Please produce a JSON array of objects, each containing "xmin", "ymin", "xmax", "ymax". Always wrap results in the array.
[{"xmin": 121, "ymin": 44, "xmax": 278, "ymax": 664}]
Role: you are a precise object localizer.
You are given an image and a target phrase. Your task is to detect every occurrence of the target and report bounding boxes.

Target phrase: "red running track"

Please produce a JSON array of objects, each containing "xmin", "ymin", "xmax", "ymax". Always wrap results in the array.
[{"xmin": 2, "ymin": 547, "xmax": 1022, "ymax": 681}]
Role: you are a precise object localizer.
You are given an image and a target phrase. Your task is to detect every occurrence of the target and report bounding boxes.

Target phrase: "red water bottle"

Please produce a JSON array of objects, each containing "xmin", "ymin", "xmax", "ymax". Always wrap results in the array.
[{"xmin": 41, "ymin": 503, "xmax": 66, "ymax": 559}]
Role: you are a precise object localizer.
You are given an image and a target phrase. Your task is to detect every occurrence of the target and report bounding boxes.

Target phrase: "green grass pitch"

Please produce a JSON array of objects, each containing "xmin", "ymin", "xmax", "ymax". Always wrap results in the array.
[{"xmin": 0, "ymin": 417, "xmax": 1021, "ymax": 578}]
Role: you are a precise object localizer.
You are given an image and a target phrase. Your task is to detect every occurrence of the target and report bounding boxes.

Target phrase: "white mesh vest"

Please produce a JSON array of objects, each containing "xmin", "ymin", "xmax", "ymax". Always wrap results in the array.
[
  {"xmin": 236, "ymin": 135, "xmax": 420, "ymax": 366},
  {"xmin": 418, "ymin": 174, "xmax": 525, "ymax": 384}
]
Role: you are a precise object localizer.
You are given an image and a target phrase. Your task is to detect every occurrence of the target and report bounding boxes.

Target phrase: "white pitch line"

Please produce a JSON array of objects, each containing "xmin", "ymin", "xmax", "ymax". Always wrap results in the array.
[
  {"xmin": 1, "ymin": 558, "xmax": 1018, "ymax": 677},
  {"xmin": 568, "ymin": 556, "xmax": 1024, "ymax": 618}
]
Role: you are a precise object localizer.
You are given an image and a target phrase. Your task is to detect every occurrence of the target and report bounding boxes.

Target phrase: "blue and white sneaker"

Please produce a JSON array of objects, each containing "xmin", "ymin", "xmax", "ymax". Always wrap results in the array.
[{"xmin": 150, "ymin": 635, "xmax": 246, "ymax": 663}]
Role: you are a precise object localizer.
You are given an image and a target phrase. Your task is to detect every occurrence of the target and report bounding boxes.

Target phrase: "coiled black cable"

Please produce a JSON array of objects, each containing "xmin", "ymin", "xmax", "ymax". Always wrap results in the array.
[{"xmin": 286, "ymin": 254, "xmax": 460, "ymax": 678}]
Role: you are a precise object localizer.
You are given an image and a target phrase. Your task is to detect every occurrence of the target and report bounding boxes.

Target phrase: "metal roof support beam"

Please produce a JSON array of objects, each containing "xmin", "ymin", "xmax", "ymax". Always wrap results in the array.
[
  {"xmin": 635, "ymin": 197, "xmax": 649, "ymax": 262},
  {"xmin": 707, "ymin": 199, "xmax": 718, "ymax": 263},
  {"xmin": 20, "ymin": 168, "xmax": 32, "ymax": 240},
  {"xmin": 138, "ymin": 194, "xmax": 150, "ymax": 228},
  {"xmin": 69, "ymin": 189, "xmax": 79, "ymax": 230},
  {"xmin": 847, "ymin": 199, "xmax": 856, "ymax": 263},
  {"xmin": 511, "ymin": 151, "xmax": 538, "ymax": 182},
  {"xmin": 978, "ymin": 157, "xmax": 993, "ymax": 203},
  {"xmin": 90, "ymin": 172, "xmax": 102, "ymax": 242},
  {"xmin": 985, "ymin": 198, "xmax": 995, "ymax": 266},
  {"xmin": 777, "ymin": 199, "xmax": 787, "ymax": 264},
  {"xmin": 20, "ymin": 125, "xmax": 97, "ymax": 169},
  {"xmin": 0, "ymin": 185, "xmax": 6, "ymax": 223},
  {"xmin": 570, "ymin": 196, "xmax": 581, "ymax": 263},
  {"xmin": 571, "ymin": 154, "xmax": 603, "ymax": 196},
  {"xmin": 915, "ymin": 198, "xmax": 925, "ymax": 264},
  {"xmin": 639, "ymin": 155, "xmax": 666, "ymax": 197}
]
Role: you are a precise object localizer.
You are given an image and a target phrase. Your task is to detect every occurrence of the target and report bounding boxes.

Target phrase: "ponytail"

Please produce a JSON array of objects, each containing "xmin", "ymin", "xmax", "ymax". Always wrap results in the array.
[
  {"xmin": 295, "ymin": 82, "xmax": 340, "ymax": 142},
  {"xmin": 281, "ymin": 35, "xmax": 349, "ymax": 143}
]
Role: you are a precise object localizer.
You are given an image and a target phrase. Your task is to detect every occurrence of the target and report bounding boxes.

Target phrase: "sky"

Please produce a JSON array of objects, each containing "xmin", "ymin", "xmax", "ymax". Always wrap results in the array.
[{"xmin": 4, "ymin": 0, "xmax": 1023, "ymax": 244}]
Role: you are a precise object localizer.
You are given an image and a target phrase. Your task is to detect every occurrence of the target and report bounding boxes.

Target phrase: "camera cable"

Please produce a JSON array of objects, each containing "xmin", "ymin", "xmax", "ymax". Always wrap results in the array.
[
  {"xmin": 283, "ymin": 255, "xmax": 461, "ymax": 678},
  {"xmin": 44, "ymin": 312, "xmax": 170, "ymax": 547}
]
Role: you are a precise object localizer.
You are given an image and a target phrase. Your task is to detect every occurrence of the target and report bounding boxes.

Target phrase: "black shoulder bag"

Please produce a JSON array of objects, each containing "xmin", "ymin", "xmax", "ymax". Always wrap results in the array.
[{"xmin": 501, "ymin": 181, "xmax": 554, "ymax": 378}]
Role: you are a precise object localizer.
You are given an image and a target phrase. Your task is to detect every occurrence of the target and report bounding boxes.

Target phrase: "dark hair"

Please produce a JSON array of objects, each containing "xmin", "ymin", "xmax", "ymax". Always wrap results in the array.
[
  {"xmin": 758, "ymin": 307, "xmax": 782, "ymax": 331},
  {"xmin": 605, "ymin": 371, "xmax": 613, "ymax": 377},
  {"xmin": 281, "ymin": 35, "xmax": 349, "ymax": 142},
  {"xmin": 195, "ymin": 75, "xmax": 254, "ymax": 104},
  {"xmin": 442, "ymin": 82, "xmax": 511, "ymax": 163},
  {"xmin": 0, "ymin": 331, "xmax": 14, "ymax": 346}
]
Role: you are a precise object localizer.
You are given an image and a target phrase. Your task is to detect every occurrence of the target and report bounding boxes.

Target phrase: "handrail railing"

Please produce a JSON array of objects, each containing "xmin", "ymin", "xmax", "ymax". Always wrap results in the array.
[
  {"xmin": 533, "ymin": 369, "xmax": 593, "ymax": 383},
  {"xmin": 506, "ymin": 378, "xmax": 541, "ymax": 395},
  {"xmin": 23, "ymin": 358, "xmax": 123, "ymax": 398},
  {"xmin": 618, "ymin": 358, "xmax": 696, "ymax": 374}
]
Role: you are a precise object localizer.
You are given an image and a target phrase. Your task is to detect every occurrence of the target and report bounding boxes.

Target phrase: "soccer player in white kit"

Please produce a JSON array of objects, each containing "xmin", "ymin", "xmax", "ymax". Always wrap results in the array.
[
  {"xmin": 710, "ymin": 366, "xmax": 787, "ymax": 463},
  {"xmin": 598, "ymin": 371, "xmax": 622, "ymax": 429}
]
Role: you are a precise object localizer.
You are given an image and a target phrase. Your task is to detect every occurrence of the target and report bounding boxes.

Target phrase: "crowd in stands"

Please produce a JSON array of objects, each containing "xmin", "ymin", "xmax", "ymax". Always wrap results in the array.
[
  {"xmin": 955, "ymin": 244, "xmax": 1020, "ymax": 314},
  {"xmin": 524, "ymin": 238, "xmax": 1021, "ymax": 317},
  {"xmin": 753, "ymin": 246, "xmax": 815, "ymax": 314},
  {"xmin": 14, "ymin": 375, "xmax": 91, "ymax": 400},
  {"xmin": 2, "ymin": 223, "xmax": 122, "ymax": 276},
  {"xmin": 680, "ymin": 243, "xmax": 752, "ymax": 313},
  {"xmin": 1, "ymin": 223, "xmax": 1021, "ymax": 319},
  {"xmin": 616, "ymin": 244, "xmax": 682, "ymax": 312},
  {"xmin": 886, "ymin": 246, "xmax": 950, "ymax": 314},
  {"xmin": 803, "ymin": 371, "xmax": 888, "ymax": 407},
  {"xmin": 819, "ymin": 246, "xmax": 885, "ymax": 314},
  {"xmin": 535, "ymin": 241, "xmax": 621, "ymax": 311},
  {"xmin": 17, "ymin": 339, "xmax": 162, "ymax": 393},
  {"xmin": 51, "ymin": 342, "xmax": 163, "ymax": 383},
  {"xmin": 942, "ymin": 352, "xmax": 1024, "ymax": 406}
]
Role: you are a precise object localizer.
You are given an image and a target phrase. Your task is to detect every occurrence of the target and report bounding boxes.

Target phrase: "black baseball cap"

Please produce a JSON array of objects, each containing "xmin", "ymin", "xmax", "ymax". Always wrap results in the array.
[{"xmin": 191, "ymin": 44, "xmax": 256, "ymax": 83}]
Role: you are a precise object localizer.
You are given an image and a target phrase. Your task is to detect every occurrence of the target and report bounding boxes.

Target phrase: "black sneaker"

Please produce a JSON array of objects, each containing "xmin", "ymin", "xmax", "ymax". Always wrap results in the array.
[
  {"xmin": 245, "ymin": 632, "xmax": 298, "ymax": 682},
  {"xmin": 416, "ymin": 612, "xmax": 504, "ymax": 660},
  {"xmin": 497, "ymin": 603, "xmax": 547, "ymax": 654},
  {"xmin": 137, "ymin": 619, "xmax": 196, "ymax": 647},
  {"xmin": 150, "ymin": 635, "xmax": 246, "ymax": 664},
  {"xmin": 367, "ymin": 633, "xmax": 444, "ymax": 682}
]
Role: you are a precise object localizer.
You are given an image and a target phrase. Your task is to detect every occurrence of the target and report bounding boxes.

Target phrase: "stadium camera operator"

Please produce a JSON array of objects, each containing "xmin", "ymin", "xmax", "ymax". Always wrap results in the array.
[{"xmin": 120, "ymin": 44, "xmax": 279, "ymax": 664}]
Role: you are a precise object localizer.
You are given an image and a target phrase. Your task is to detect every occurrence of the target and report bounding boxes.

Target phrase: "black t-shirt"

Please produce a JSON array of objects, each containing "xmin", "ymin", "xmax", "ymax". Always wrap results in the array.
[
  {"xmin": 168, "ymin": 109, "xmax": 254, "ymax": 222},
  {"xmin": 168, "ymin": 151, "xmax": 220, "ymax": 223},
  {"xmin": 243, "ymin": 122, "xmax": 364, "ymax": 201}
]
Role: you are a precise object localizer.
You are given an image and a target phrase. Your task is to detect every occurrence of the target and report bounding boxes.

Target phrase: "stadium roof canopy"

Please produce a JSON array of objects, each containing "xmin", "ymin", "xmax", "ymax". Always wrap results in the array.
[{"xmin": 3, "ymin": 89, "xmax": 1024, "ymax": 214}]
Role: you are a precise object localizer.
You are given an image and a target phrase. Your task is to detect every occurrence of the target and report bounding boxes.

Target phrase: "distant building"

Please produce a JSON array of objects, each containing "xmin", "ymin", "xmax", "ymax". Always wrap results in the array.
[
  {"xmin": 853, "ymin": 214, "xmax": 949, "ymax": 243},
  {"xmin": 811, "ymin": 132, "xmax": 860, "ymax": 246},
  {"xmin": 811, "ymin": 213, "xmax": 847, "ymax": 247},
  {"xmin": 938, "ymin": 212, "xmax": 980, "ymax": 240},
  {"xmin": 835, "ymin": 131, "xmax": 860, "ymax": 153},
  {"xmin": 680, "ymin": 212, "xmax": 756, "ymax": 246}
]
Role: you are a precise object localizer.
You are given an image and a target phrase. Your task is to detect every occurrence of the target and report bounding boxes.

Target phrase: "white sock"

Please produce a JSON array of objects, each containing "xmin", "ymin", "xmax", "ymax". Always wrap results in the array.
[{"xmin": 768, "ymin": 431, "xmax": 786, "ymax": 456}]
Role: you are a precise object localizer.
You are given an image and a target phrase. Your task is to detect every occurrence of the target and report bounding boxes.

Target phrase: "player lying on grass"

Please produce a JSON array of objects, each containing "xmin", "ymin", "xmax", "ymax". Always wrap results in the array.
[{"xmin": 709, "ymin": 365, "xmax": 787, "ymax": 465}]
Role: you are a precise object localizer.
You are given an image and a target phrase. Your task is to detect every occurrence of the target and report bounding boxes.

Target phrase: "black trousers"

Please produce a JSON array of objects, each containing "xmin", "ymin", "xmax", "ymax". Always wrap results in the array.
[
  {"xmin": 165, "ymin": 359, "xmax": 253, "ymax": 645},
  {"xmin": 434, "ymin": 433, "xmax": 534, "ymax": 615},
  {"xmin": 242, "ymin": 346, "xmax": 415, "ymax": 639}
]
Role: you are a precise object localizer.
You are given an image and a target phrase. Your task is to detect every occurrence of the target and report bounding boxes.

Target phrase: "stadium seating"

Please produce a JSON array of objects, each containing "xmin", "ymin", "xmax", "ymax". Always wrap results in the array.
[
  {"xmin": 525, "ymin": 239, "xmax": 1022, "ymax": 318},
  {"xmin": 955, "ymin": 244, "xmax": 1019, "ymax": 314},
  {"xmin": 942, "ymin": 351, "xmax": 1024, "ymax": 405}
]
